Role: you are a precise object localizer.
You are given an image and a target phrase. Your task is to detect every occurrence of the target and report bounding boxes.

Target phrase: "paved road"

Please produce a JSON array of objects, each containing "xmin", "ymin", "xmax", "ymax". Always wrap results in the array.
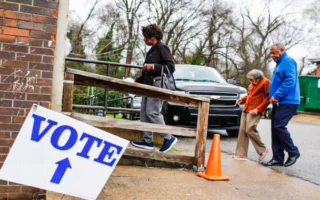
[{"xmin": 207, "ymin": 119, "xmax": 320, "ymax": 185}]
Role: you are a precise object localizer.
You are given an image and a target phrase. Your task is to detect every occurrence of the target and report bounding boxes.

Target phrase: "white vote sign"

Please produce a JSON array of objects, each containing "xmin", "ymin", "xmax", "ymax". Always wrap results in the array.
[{"xmin": 0, "ymin": 105, "xmax": 129, "ymax": 200}]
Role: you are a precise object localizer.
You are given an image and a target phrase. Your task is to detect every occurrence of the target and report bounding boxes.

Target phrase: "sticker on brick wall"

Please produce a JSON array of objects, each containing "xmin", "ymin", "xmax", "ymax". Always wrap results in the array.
[{"xmin": 0, "ymin": 104, "xmax": 129, "ymax": 200}]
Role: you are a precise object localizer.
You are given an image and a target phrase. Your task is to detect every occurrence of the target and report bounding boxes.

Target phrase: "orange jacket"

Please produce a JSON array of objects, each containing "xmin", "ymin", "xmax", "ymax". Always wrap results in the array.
[{"xmin": 239, "ymin": 77, "xmax": 270, "ymax": 115}]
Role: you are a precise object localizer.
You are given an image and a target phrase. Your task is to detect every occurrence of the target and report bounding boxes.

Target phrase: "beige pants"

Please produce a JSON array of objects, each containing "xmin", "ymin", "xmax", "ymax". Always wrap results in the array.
[{"xmin": 235, "ymin": 112, "xmax": 266, "ymax": 157}]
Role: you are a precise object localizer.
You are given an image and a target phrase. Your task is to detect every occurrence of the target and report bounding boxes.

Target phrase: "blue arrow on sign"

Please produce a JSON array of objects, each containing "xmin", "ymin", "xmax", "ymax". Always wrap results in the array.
[{"xmin": 50, "ymin": 158, "xmax": 72, "ymax": 184}]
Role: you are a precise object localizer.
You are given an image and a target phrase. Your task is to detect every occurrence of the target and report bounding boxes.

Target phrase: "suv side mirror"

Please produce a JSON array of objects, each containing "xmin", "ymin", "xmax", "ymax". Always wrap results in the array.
[{"xmin": 227, "ymin": 79, "xmax": 237, "ymax": 85}]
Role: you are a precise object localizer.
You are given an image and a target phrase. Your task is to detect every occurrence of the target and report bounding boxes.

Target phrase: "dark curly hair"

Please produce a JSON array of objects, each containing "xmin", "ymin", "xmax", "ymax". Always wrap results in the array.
[{"xmin": 142, "ymin": 24, "xmax": 163, "ymax": 40}]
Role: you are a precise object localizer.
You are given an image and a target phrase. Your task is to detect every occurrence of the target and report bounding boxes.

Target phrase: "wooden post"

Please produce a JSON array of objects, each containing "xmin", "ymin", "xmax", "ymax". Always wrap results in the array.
[
  {"xmin": 62, "ymin": 73, "xmax": 74, "ymax": 113},
  {"xmin": 194, "ymin": 101, "xmax": 209, "ymax": 171}
]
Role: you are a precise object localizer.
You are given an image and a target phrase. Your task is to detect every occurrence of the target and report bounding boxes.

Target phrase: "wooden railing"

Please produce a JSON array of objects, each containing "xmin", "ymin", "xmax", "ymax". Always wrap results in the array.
[{"xmin": 63, "ymin": 63, "xmax": 210, "ymax": 171}]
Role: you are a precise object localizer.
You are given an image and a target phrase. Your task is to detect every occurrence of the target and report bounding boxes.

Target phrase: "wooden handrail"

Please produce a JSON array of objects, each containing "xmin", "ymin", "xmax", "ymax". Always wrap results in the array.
[{"xmin": 66, "ymin": 67, "xmax": 209, "ymax": 107}]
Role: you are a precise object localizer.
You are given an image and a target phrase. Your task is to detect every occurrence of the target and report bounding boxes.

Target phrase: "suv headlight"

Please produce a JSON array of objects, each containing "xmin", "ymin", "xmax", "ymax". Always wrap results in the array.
[{"xmin": 239, "ymin": 93, "xmax": 247, "ymax": 99}]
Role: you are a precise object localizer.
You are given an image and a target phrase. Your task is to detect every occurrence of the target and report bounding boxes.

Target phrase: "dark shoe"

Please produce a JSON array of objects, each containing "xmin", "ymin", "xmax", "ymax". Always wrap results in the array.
[
  {"xmin": 262, "ymin": 159, "xmax": 283, "ymax": 166},
  {"xmin": 132, "ymin": 140, "xmax": 154, "ymax": 150},
  {"xmin": 159, "ymin": 136, "xmax": 178, "ymax": 153},
  {"xmin": 284, "ymin": 154, "xmax": 300, "ymax": 167}
]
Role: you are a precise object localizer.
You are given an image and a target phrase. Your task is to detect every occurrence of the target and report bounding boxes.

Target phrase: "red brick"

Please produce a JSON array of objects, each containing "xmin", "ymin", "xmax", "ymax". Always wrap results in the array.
[
  {"xmin": 4, "ymin": 11, "xmax": 31, "ymax": 21},
  {"xmin": 30, "ymin": 47, "xmax": 53, "ymax": 56},
  {"xmin": 12, "ymin": 116, "xmax": 26, "ymax": 123},
  {"xmin": 26, "ymin": 86, "xmax": 40, "ymax": 93},
  {"xmin": 0, "ymin": 139, "xmax": 15, "ymax": 146},
  {"xmin": 18, "ymin": 21, "xmax": 44, "ymax": 31},
  {"xmin": 21, "ymin": 186, "xmax": 40, "ymax": 193},
  {"xmin": 0, "ymin": 147, "xmax": 9, "ymax": 154},
  {"xmin": 51, "ymin": 34, "xmax": 56, "ymax": 41},
  {"xmin": 0, "ymin": 51, "xmax": 15, "ymax": 59},
  {"xmin": 27, "ymin": 94, "xmax": 51, "ymax": 101},
  {"xmin": 0, "ymin": 100, "xmax": 12, "ymax": 107},
  {"xmin": 0, "ymin": 34, "xmax": 16, "ymax": 43},
  {"xmin": 3, "ymin": 44, "xmax": 28, "ymax": 53},
  {"xmin": 16, "ymin": 53, "xmax": 41, "ymax": 62},
  {"xmin": 0, "ymin": 180, "xmax": 8, "ymax": 185},
  {"xmin": 42, "ymin": 71, "xmax": 53, "ymax": 79},
  {"xmin": 0, "ymin": 116, "xmax": 11, "ymax": 123},
  {"xmin": 2, "ymin": 59, "xmax": 28, "ymax": 69},
  {"xmin": 0, "ymin": 132, "xmax": 11, "ymax": 139},
  {"xmin": 0, "ymin": 194, "xmax": 8, "ymax": 200},
  {"xmin": 32, "ymin": 15, "xmax": 56, "ymax": 25},
  {"xmin": 30, "ymin": 62, "xmax": 53, "ymax": 71},
  {"xmin": 0, "ymin": 124, "xmax": 21, "ymax": 131},
  {"xmin": 8, "ymin": 182, "xmax": 21, "ymax": 186},
  {"xmin": 43, "ymin": 56, "xmax": 54, "ymax": 64},
  {"xmin": 0, "ymin": 18, "xmax": 17, "ymax": 27},
  {"xmin": 0, "ymin": 92, "xmax": 26, "ymax": 100},
  {"xmin": 36, "ymin": 78, "xmax": 52, "ymax": 86},
  {"xmin": 13, "ymin": 100, "xmax": 37, "ymax": 108},
  {"xmin": 0, "ymin": 9, "xmax": 3, "ymax": 17},
  {"xmin": 0, "ymin": 68, "xmax": 41, "ymax": 79},
  {"xmin": 7, "ymin": 193, "xmax": 34, "ymax": 200},
  {"xmin": 0, "ymin": 2, "xmax": 19, "ymax": 11},
  {"xmin": 17, "ymin": 37, "xmax": 42, "ymax": 46},
  {"xmin": 0, "ymin": 108, "xmax": 24, "ymax": 116},
  {"xmin": 40, "ymin": 101, "xmax": 51, "ymax": 108},
  {"xmin": 0, "ymin": 154, "xmax": 7, "ymax": 162},
  {"xmin": 44, "ymin": 24, "xmax": 56, "ymax": 34},
  {"xmin": 44, "ymin": 40, "xmax": 55, "ymax": 48},
  {"xmin": 30, "ymin": 30, "xmax": 51, "ymax": 40},
  {"xmin": 20, "ymin": 5, "xmax": 54, "ymax": 17},
  {"xmin": 7, "ymin": 0, "xmax": 32, "ymax": 5},
  {"xmin": 40, "ymin": 86, "xmax": 52, "ymax": 94},
  {"xmin": 11, "ymin": 132, "xmax": 18, "ymax": 139},
  {"xmin": 0, "ymin": 83, "xmax": 13, "ymax": 91},
  {"xmin": 3, "ymin": 27, "xmax": 29, "ymax": 37},
  {"xmin": 0, "ymin": 185, "xmax": 21, "ymax": 193},
  {"xmin": 34, "ymin": 0, "xmax": 58, "ymax": 9}
]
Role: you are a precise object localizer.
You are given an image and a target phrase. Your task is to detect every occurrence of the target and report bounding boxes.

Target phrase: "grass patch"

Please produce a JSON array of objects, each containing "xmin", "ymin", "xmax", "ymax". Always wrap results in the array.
[
  {"xmin": 106, "ymin": 114, "xmax": 123, "ymax": 119},
  {"xmin": 171, "ymin": 147, "xmax": 179, "ymax": 152}
]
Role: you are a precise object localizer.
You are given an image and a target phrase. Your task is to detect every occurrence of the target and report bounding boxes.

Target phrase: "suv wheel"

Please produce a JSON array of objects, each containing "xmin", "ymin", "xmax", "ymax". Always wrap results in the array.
[
  {"xmin": 264, "ymin": 108, "xmax": 272, "ymax": 119},
  {"xmin": 227, "ymin": 129, "xmax": 239, "ymax": 137}
]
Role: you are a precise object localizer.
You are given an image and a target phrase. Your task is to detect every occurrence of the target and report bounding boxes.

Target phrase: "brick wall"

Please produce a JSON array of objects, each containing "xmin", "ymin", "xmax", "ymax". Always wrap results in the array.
[{"xmin": 0, "ymin": 0, "xmax": 59, "ymax": 199}]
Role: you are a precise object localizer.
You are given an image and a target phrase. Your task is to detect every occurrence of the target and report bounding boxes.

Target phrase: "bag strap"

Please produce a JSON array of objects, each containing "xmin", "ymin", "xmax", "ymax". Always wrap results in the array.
[
  {"xmin": 163, "ymin": 65, "xmax": 177, "ymax": 90},
  {"xmin": 160, "ymin": 65, "xmax": 164, "ymax": 88}
]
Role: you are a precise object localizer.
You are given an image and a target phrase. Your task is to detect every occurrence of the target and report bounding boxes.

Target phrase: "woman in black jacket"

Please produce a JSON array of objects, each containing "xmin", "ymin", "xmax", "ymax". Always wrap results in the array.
[{"xmin": 132, "ymin": 24, "xmax": 177, "ymax": 153}]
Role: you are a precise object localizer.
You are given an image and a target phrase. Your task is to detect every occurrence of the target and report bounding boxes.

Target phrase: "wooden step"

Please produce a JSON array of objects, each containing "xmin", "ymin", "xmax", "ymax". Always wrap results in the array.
[
  {"xmin": 120, "ymin": 146, "xmax": 194, "ymax": 169},
  {"xmin": 71, "ymin": 113, "xmax": 197, "ymax": 137}
]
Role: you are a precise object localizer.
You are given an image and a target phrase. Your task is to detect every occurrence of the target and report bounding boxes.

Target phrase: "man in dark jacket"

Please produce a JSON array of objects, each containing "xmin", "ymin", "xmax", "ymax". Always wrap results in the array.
[
  {"xmin": 132, "ymin": 24, "xmax": 177, "ymax": 153},
  {"xmin": 263, "ymin": 43, "xmax": 300, "ymax": 167}
]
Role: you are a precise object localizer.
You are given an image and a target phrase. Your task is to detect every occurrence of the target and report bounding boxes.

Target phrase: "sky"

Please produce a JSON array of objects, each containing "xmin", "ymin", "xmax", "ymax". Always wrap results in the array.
[{"xmin": 68, "ymin": 0, "xmax": 319, "ymax": 73}]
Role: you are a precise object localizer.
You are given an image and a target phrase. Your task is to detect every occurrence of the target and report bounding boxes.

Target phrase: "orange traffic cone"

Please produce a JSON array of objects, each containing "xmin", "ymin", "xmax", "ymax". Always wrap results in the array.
[{"xmin": 196, "ymin": 134, "xmax": 230, "ymax": 181}]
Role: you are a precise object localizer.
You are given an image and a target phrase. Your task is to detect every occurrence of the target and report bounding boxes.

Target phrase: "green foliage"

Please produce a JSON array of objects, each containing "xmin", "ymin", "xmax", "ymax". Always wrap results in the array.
[
  {"xmin": 185, "ymin": 48, "xmax": 206, "ymax": 65},
  {"xmin": 95, "ymin": 23, "xmax": 126, "ymax": 78}
]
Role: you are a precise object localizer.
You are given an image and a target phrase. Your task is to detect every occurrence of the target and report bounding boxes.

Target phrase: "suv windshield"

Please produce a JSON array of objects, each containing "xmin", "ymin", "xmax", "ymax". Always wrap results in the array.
[{"xmin": 174, "ymin": 65, "xmax": 227, "ymax": 83}]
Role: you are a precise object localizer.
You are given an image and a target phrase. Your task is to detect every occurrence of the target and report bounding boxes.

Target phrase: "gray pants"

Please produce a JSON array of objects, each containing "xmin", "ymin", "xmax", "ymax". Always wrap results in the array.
[{"xmin": 140, "ymin": 97, "xmax": 171, "ymax": 143}]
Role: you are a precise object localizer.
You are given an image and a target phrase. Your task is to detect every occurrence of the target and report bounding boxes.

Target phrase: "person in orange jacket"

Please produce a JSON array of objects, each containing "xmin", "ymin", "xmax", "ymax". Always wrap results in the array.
[{"xmin": 232, "ymin": 69, "xmax": 270, "ymax": 162}]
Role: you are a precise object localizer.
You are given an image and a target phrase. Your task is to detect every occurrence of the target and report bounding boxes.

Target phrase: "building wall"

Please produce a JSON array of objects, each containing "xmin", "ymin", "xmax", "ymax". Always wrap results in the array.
[{"xmin": 0, "ymin": 0, "xmax": 59, "ymax": 199}]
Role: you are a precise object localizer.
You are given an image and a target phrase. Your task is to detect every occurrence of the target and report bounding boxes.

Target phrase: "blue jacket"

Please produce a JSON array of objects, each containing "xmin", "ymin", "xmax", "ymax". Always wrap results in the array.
[{"xmin": 270, "ymin": 52, "xmax": 300, "ymax": 104}]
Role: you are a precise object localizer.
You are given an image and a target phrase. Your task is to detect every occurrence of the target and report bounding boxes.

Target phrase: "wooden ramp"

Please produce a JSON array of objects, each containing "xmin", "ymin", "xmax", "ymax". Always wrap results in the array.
[
  {"xmin": 64, "ymin": 67, "xmax": 210, "ymax": 171},
  {"xmin": 71, "ymin": 113, "xmax": 196, "ymax": 137}
]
